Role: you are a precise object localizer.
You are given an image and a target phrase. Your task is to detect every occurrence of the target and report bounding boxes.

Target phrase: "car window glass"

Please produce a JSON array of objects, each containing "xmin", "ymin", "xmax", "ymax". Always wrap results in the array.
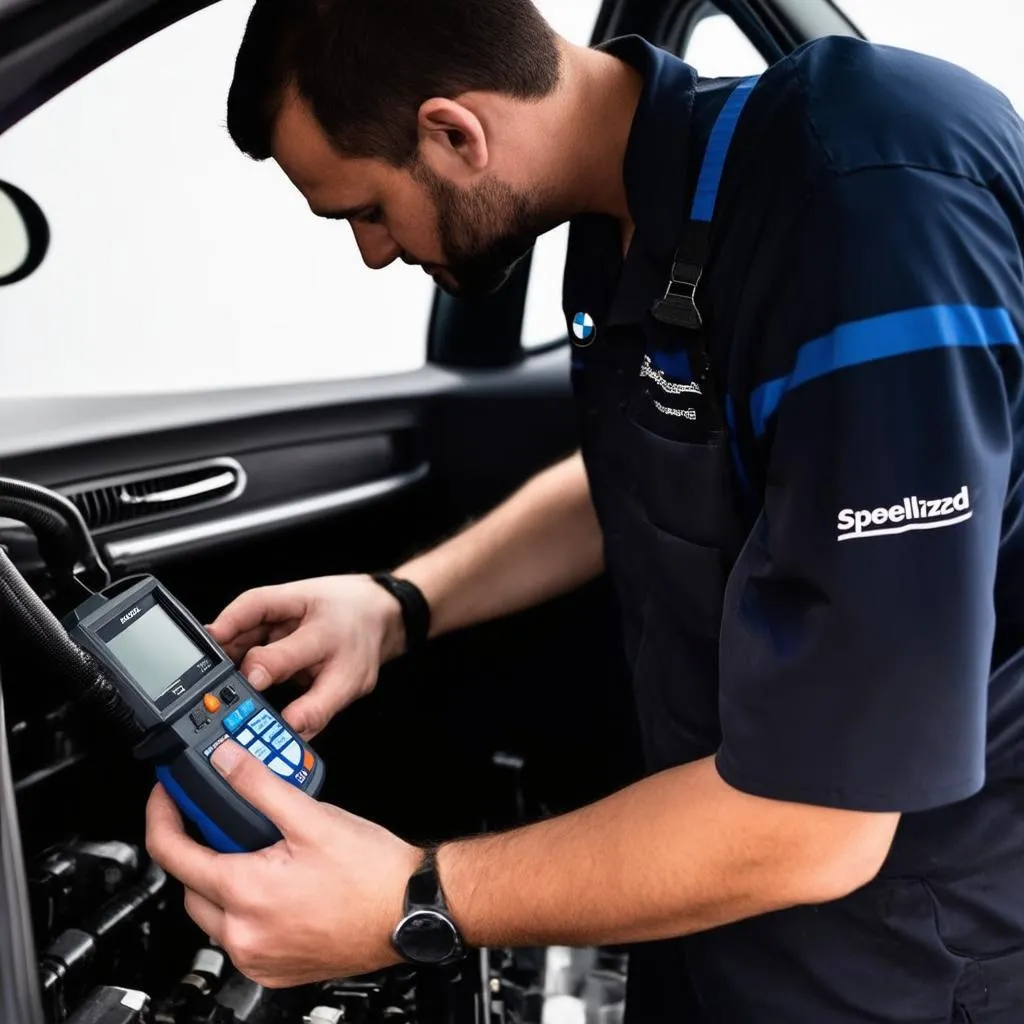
[
  {"xmin": 521, "ymin": 4, "xmax": 766, "ymax": 350},
  {"xmin": 0, "ymin": 0, "xmax": 435, "ymax": 398},
  {"xmin": 838, "ymin": 0, "xmax": 1023, "ymax": 114},
  {"xmin": 683, "ymin": 7, "xmax": 768, "ymax": 78}
]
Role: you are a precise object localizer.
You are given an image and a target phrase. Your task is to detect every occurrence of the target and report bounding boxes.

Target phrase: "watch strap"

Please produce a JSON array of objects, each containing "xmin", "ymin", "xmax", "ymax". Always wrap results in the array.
[
  {"xmin": 406, "ymin": 847, "xmax": 446, "ymax": 912},
  {"xmin": 395, "ymin": 846, "xmax": 465, "ymax": 965},
  {"xmin": 371, "ymin": 573, "xmax": 431, "ymax": 654}
]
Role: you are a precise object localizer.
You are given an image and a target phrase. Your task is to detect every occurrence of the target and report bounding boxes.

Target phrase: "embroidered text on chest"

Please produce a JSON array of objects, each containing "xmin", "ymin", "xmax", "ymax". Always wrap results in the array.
[{"xmin": 639, "ymin": 354, "xmax": 702, "ymax": 395}]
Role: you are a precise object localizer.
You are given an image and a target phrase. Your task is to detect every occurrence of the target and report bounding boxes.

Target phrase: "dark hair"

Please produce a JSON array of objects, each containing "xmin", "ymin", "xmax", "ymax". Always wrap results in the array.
[{"xmin": 227, "ymin": 0, "xmax": 562, "ymax": 167}]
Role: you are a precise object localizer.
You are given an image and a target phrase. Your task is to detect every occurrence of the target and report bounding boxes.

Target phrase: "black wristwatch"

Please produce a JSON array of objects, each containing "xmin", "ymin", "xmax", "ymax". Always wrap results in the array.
[
  {"xmin": 391, "ymin": 848, "xmax": 465, "ymax": 966},
  {"xmin": 370, "ymin": 573, "xmax": 431, "ymax": 654}
]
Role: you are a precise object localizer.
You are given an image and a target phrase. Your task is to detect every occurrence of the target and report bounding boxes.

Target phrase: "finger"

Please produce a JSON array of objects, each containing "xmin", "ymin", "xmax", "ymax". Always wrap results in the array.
[
  {"xmin": 280, "ymin": 665, "xmax": 353, "ymax": 738},
  {"xmin": 210, "ymin": 741, "xmax": 315, "ymax": 838},
  {"xmin": 238, "ymin": 627, "xmax": 325, "ymax": 691},
  {"xmin": 184, "ymin": 887, "xmax": 226, "ymax": 946},
  {"xmin": 217, "ymin": 624, "xmax": 271, "ymax": 664},
  {"xmin": 145, "ymin": 785, "xmax": 230, "ymax": 902},
  {"xmin": 208, "ymin": 586, "xmax": 307, "ymax": 646},
  {"xmin": 268, "ymin": 620, "xmax": 300, "ymax": 645}
]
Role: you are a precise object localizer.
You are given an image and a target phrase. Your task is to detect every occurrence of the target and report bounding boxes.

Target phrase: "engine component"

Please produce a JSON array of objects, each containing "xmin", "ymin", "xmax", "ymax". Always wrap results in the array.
[
  {"xmin": 304, "ymin": 1008, "xmax": 344, "ymax": 1024},
  {"xmin": 153, "ymin": 946, "xmax": 232, "ymax": 1024},
  {"xmin": 211, "ymin": 972, "xmax": 273, "ymax": 1024},
  {"xmin": 64, "ymin": 987, "xmax": 148, "ymax": 1024},
  {"xmin": 30, "ymin": 842, "xmax": 142, "ymax": 945},
  {"xmin": 39, "ymin": 861, "xmax": 167, "ymax": 1021}
]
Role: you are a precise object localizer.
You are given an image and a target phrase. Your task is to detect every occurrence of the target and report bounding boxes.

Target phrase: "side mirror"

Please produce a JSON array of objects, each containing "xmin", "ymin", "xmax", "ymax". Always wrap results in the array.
[{"xmin": 0, "ymin": 180, "xmax": 49, "ymax": 286}]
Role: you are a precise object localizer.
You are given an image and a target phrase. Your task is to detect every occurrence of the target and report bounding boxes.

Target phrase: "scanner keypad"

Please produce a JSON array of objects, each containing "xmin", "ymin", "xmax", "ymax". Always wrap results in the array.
[{"xmin": 208, "ymin": 696, "xmax": 315, "ymax": 788}]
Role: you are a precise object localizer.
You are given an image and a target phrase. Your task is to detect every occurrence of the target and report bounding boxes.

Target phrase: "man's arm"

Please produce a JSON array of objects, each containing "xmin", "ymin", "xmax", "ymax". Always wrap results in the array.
[
  {"xmin": 392, "ymin": 451, "xmax": 604, "ymax": 644},
  {"xmin": 437, "ymin": 757, "xmax": 898, "ymax": 948},
  {"xmin": 206, "ymin": 452, "xmax": 603, "ymax": 733},
  {"xmin": 144, "ymin": 749, "xmax": 897, "ymax": 989}
]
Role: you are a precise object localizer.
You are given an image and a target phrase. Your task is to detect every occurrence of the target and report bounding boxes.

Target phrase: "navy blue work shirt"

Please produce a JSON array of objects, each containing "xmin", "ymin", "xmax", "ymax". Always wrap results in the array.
[{"xmin": 564, "ymin": 34, "xmax": 1024, "ymax": 1023}]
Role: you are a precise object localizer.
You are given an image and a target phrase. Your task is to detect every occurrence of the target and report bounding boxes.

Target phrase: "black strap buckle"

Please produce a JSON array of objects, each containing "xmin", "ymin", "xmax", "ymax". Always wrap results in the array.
[{"xmin": 652, "ymin": 259, "xmax": 703, "ymax": 330}]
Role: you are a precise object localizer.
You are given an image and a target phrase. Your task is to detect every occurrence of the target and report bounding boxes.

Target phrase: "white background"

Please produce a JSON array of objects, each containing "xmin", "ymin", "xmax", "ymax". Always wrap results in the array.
[{"xmin": 0, "ymin": 1, "xmax": 1020, "ymax": 398}]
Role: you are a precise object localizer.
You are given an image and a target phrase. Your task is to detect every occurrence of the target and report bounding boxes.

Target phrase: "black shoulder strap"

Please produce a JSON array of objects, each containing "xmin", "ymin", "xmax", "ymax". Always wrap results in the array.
[
  {"xmin": 652, "ymin": 76, "xmax": 760, "ymax": 505},
  {"xmin": 652, "ymin": 76, "xmax": 759, "ymax": 330}
]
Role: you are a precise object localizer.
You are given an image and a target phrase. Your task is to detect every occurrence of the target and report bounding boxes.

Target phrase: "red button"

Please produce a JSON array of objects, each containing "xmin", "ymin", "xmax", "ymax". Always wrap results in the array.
[
  {"xmin": 203, "ymin": 693, "xmax": 221, "ymax": 714},
  {"xmin": 303, "ymin": 750, "xmax": 315, "ymax": 771}
]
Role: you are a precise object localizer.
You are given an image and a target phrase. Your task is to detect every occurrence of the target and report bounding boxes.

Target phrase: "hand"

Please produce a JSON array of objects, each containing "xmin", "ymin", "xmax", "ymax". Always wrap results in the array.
[
  {"xmin": 145, "ymin": 740, "xmax": 422, "ymax": 987},
  {"xmin": 208, "ymin": 575, "xmax": 404, "ymax": 739}
]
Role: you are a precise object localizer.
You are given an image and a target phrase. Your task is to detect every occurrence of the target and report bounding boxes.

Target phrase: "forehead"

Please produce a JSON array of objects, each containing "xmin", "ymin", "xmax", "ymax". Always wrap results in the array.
[{"xmin": 270, "ymin": 87, "xmax": 384, "ymax": 206}]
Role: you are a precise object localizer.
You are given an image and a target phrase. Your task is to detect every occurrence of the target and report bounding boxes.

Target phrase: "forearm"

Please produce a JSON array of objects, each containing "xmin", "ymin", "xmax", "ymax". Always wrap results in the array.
[
  {"xmin": 395, "ymin": 452, "xmax": 604, "ymax": 641},
  {"xmin": 436, "ymin": 758, "xmax": 898, "ymax": 949}
]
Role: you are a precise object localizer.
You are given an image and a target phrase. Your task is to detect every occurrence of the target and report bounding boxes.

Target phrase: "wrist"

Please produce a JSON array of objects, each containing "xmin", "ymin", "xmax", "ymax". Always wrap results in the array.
[
  {"xmin": 377, "ymin": 841, "xmax": 424, "ymax": 968},
  {"xmin": 369, "ymin": 571, "xmax": 431, "ymax": 660},
  {"xmin": 371, "ymin": 578, "xmax": 407, "ymax": 662},
  {"xmin": 390, "ymin": 843, "xmax": 467, "ymax": 965}
]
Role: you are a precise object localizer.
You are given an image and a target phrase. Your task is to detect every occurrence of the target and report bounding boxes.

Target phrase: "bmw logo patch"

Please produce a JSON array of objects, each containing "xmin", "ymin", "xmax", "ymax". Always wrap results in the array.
[{"xmin": 572, "ymin": 312, "xmax": 596, "ymax": 347}]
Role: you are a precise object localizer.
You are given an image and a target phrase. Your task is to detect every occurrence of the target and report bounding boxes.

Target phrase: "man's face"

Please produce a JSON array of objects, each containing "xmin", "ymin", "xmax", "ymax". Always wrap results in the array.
[{"xmin": 272, "ymin": 90, "xmax": 552, "ymax": 297}]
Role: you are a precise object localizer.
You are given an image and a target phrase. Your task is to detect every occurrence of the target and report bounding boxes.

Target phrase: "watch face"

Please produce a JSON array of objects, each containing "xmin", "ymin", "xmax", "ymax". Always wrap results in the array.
[{"xmin": 393, "ymin": 909, "xmax": 460, "ymax": 965}]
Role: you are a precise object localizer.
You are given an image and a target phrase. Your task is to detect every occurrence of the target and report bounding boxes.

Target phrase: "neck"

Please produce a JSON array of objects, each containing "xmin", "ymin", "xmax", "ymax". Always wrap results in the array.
[{"xmin": 543, "ymin": 41, "xmax": 643, "ymax": 227}]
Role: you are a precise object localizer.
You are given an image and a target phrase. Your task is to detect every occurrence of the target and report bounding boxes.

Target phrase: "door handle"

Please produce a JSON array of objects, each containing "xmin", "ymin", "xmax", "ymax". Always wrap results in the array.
[{"xmin": 119, "ymin": 469, "xmax": 238, "ymax": 507}]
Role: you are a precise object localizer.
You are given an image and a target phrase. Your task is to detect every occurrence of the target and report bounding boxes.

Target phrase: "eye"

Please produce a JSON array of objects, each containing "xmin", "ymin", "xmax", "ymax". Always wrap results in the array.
[{"xmin": 362, "ymin": 206, "xmax": 384, "ymax": 225}]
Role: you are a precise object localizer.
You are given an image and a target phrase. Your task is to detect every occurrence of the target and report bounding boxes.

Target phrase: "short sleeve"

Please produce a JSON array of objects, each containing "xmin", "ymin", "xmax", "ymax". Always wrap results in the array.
[{"xmin": 716, "ymin": 167, "xmax": 1024, "ymax": 812}]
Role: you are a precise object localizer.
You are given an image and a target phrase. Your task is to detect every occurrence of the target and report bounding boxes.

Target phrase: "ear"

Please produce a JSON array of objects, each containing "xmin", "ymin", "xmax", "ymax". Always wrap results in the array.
[{"xmin": 416, "ymin": 98, "xmax": 489, "ymax": 182}]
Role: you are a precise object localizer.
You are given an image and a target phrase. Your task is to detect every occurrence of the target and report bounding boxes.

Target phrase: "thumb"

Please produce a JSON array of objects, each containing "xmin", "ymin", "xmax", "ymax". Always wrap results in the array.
[
  {"xmin": 281, "ymin": 662, "xmax": 374, "ymax": 739},
  {"xmin": 240, "ymin": 627, "xmax": 323, "ymax": 691},
  {"xmin": 281, "ymin": 686, "xmax": 342, "ymax": 739},
  {"xmin": 210, "ymin": 741, "xmax": 313, "ymax": 837}
]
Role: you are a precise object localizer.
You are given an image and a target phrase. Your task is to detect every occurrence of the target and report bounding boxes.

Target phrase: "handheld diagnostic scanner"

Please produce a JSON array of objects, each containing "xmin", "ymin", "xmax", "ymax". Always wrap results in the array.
[{"xmin": 63, "ymin": 576, "xmax": 325, "ymax": 853}]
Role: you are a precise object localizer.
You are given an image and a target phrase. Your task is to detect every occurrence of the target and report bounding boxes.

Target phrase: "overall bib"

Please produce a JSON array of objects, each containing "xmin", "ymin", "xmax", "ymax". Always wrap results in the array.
[
  {"xmin": 570, "ymin": 78, "xmax": 759, "ymax": 1020},
  {"xmin": 571, "ymin": 78, "xmax": 758, "ymax": 777}
]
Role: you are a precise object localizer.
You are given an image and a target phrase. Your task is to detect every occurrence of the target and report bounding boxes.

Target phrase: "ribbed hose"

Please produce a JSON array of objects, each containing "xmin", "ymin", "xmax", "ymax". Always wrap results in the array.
[
  {"xmin": 0, "ymin": 545, "xmax": 137, "ymax": 735},
  {"xmin": 0, "ymin": 477, "xmax": 110, "ymax": 589}
]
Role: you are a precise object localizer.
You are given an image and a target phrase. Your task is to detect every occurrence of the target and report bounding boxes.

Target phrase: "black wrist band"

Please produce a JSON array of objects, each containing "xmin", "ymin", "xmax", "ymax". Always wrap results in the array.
[
  {"xmin": 371, "ymin": 572, "xmax": 431, "ymax": 654},
  {"xmin": 407, "ymin": 846, "xmax": 446, "ymax": 910}
]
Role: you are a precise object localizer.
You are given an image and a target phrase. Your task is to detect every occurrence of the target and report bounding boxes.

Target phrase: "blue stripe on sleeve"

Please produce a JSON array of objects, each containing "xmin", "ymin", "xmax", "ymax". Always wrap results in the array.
[
  {"xmin": 749, "ymin": 304, "xmax": 1020, "ymax": 437},
  {"xmin": 691, "ymin": 76, "xmax": 760, "ymax": 223}
]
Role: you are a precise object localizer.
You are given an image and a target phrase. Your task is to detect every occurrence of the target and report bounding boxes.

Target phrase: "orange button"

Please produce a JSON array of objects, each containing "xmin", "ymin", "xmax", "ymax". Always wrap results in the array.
[
  {"xmin": 303, "ymin": 750, "xmax": 315, "ymax": 771},
  {"xmin": 203, "ymin": 693, "xmax": 221, "ymax": 714}
]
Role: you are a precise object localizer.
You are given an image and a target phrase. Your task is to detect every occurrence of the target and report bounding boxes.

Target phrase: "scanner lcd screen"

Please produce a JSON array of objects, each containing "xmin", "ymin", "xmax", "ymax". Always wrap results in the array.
[{"xmin": 106, "ymin": 604, "xmax": 206, "ymax": 700}]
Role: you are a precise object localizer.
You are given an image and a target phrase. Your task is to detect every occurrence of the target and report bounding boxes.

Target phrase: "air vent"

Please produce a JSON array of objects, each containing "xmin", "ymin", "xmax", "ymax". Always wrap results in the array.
[{"xmin": 62, "ymin": 458, "xmax": 246, "ymax": 533}]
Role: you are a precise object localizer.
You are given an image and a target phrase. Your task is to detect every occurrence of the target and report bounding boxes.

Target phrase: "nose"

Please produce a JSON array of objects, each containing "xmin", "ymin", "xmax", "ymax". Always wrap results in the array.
[{"xmin": 351, "ymin": 224, "xmax": 401, "ymax": 271}]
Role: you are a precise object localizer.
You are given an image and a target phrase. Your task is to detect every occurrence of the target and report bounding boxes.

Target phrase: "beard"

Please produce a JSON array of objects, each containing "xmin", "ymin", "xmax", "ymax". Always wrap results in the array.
[{"xmin": 412, "ymin": 160, "xmax": 555, "ymax": 298}]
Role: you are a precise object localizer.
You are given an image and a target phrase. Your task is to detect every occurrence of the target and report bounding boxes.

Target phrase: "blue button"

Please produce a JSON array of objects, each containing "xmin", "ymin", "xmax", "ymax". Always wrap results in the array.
[
  {"xmin": 271, "ymin": 729, "xmax": 291, "ymax": 751},
  {"xmin": 224, "ymin": 698, "xmax": 255, "ymax": 734},
  {"xmin": 262, "ymin": 722, "xmax": 281, "ymax": 744}
]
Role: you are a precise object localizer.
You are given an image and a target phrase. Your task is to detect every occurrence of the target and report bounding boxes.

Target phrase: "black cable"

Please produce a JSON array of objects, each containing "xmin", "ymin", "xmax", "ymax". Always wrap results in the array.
[
  {"xmin": 0, "ymin": 546, "xmax": 137, "ymax": 735},
  {"xmin": 0, "ymin": 477, "xmax": 110, "ymax": 591}
]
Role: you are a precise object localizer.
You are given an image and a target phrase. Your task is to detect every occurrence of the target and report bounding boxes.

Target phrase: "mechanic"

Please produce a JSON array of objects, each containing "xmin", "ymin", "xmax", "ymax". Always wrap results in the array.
[{"xmin": 145, "ymin": 1, "xmax": 1024, "ymax": 1020}]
